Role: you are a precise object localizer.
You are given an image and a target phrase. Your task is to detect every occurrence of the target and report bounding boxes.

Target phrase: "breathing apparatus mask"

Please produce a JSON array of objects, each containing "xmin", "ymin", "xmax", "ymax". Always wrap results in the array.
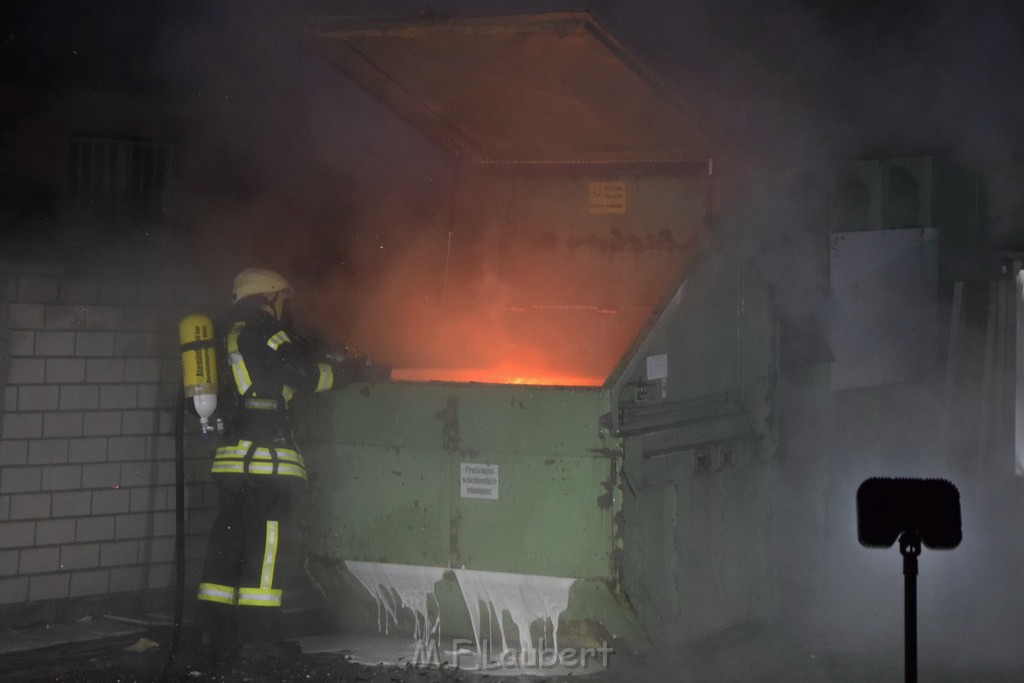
[{"xmin": 267, "ymin": 288, "xmax": 295, "ymax": 330}]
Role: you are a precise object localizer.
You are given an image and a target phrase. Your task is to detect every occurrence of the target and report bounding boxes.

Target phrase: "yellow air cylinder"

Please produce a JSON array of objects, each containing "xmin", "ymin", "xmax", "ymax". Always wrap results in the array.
[{"xmin": 179, "ymin": 314, "xmax": 218, "ymax": 433}]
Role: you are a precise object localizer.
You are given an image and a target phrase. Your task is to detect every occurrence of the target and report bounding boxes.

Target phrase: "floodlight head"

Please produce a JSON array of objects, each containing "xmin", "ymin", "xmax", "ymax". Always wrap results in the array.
[{"xmin": 857, "ymin": 478, "xmax": 962, "ymax": 550}]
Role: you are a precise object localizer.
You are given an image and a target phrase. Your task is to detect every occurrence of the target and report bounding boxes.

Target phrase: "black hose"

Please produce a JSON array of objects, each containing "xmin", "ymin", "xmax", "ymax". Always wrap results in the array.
[{"xmin": 155, "ymin": 382, "xmax": 187, "ymax": 681}]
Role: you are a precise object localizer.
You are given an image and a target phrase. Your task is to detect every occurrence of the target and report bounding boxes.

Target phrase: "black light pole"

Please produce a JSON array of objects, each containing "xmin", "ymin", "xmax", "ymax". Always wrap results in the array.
[
  {"xmin": 899, "ymin": 531, "xmax": 921, "ymax": 683},
  {"xmin": 156, "ymin": 383, "xmax": 186, "ymax": 682},
  {"xmin": 856, "ymin": 478, "xmax": 961, "ymax": 683}
]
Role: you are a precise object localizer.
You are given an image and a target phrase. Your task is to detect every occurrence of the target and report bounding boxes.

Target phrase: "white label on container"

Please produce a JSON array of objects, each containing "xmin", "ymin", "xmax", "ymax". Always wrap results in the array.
[
  {"xmin": 460, "ymin": 463, "xmax": 499, "ymax": 500},
  {"xmin": 588, "ymin": 181, "xmax": 626, "ymax": 214},
  {"xmin": 646, "ymin": 353, "xmax": 668, "ymax": 380}
]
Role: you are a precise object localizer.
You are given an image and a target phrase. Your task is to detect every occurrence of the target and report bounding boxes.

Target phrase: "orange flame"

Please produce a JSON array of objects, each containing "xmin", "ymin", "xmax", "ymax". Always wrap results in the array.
[
  {"xmin": 391, "ymin": 366, "xmax": 605, "ymax": 387},
  {"xmin": 303, "ymin": 212, "xmax": 694, "ymax": 387}
]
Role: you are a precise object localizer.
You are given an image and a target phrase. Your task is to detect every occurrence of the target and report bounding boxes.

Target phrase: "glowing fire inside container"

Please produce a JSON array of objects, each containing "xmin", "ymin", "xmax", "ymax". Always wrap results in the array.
[
  {"xmin": 321, "ymin": 217, "xmax": 693, "ymax": 388},
  {"xmin": 379, "ymin": 302, "xmax": 654, "ymax": 387},
  {"xmin": 305, "ymin": 176, "xmax": 703, "ymax": 390},
  {"xmin": 391, "ymin": 367, "xmax": 605, "ymax": 387}
]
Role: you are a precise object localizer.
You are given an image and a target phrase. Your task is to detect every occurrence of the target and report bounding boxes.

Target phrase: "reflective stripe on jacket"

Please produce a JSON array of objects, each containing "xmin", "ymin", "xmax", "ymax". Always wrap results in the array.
[{"xmin": 213, "ymin": 440, "xmax": 307, "ymax": 480}]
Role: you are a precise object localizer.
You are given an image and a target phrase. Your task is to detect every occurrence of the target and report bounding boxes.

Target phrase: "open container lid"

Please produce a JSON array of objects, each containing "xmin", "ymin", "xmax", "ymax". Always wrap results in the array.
[
  {"xmin": 294, "ymin": 12, "xmax": 715, "ymax": 165},
  {"xmin": 295, "ymin": 13, "xmax": 718, "ymax": 387}
]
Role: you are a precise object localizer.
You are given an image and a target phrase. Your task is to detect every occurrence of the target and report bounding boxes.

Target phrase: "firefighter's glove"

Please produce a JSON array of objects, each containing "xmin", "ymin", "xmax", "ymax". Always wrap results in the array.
[
  {"xmin": 357, "ymin": 358, "xmax": 392, "ymax": 382},
  {"xmin": 330, "ymin": 356, "xmax": 391, "ymax": 386}
]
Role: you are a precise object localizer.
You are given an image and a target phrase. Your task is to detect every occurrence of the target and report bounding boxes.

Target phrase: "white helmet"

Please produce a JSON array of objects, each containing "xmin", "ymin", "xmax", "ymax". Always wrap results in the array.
[{"xmin": 232, "ymin": 268, "xmax": 292, "ymax": 303}]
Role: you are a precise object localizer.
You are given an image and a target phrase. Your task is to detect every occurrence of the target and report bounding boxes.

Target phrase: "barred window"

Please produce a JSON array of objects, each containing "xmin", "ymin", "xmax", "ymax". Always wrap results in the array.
[{"xmin": 69, "ymin": 136, "xmax": 173, "ymax": 229}]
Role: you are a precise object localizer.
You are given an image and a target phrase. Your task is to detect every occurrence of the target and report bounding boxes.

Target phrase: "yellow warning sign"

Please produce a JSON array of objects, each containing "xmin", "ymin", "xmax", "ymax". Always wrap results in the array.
[{"xmin": 588, "ymin": 181, "xmax": 626, "ymax": 214}]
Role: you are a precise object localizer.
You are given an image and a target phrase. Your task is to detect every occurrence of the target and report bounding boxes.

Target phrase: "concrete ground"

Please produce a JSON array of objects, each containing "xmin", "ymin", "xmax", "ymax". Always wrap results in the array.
[{"xmin": 2, "ymin": 616, "xmax": 1022, "ymax": 682}]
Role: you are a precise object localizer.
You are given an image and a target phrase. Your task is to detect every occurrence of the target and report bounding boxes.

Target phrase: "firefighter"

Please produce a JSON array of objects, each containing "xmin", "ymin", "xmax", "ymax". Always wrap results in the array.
[{"xmin": 194, "ymin": 267, "xmax": 381, "ymax": 667}]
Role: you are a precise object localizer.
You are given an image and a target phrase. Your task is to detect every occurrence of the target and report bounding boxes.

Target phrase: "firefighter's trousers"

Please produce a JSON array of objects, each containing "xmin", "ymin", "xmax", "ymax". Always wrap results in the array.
[{"xmin": 196, "ymin": 472, "xmax": 299, "ymax": 646}]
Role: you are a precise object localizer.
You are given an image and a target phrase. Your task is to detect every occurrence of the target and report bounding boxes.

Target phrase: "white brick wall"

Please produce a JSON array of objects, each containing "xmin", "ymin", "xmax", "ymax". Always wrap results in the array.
[
  {"xmin": 28, "ymin": 439, "xmax": 67, "ymax": 465},
  {"xmin": 0, "ymin": 267, "xmax": 216, "ymax": 615},
  {"xmin": 36, "ymin": 519, "xmax": 75, "ymax": 545}
]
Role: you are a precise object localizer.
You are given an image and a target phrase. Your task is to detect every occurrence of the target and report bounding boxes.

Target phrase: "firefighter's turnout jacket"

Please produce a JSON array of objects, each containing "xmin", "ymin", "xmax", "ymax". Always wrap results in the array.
[
  {"xmin": 212, "ymin": 304, "xmax": 333, "ymax": 480},
  {"xmin": 196, "ymin": 301, "xmax": 334, "ymax": 644}
]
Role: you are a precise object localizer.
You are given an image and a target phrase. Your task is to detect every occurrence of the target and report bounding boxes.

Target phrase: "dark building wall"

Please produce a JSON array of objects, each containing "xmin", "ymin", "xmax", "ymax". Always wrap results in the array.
[{"xmin": 0, "ymin": 85, "xmax": 181, "ymax": 265}]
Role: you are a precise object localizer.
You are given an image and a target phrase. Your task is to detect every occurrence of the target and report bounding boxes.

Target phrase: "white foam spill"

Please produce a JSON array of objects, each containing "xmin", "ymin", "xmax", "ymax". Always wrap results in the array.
[
  {"xmin": 344, "ymin": 560, "xmax": 446, "ymax": 642},
  {"xmin": 344, "ymin": 561, "xmax": 577, "ymax": 670},
  {"xmin": 452, "ymin": 568, "xmax": 576, "ymax": 662}
]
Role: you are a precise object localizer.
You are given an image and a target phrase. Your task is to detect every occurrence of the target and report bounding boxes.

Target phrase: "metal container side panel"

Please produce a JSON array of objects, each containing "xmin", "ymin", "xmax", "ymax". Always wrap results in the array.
[
  {"xmin": 306, "ymin": 382, "xmax": 610, "ymax": 453},
  {"xmin": 303, "ymin": 443, "xmax": 619, "ymax": 578},
  {"xmin": 449, "ymin": 445, "xmax": 619, "ymax": 576},
  {"xmin": 622, "ymin": 251, "xmax": 742, "ymax": 405},
  {"xmin": 621, "ymin": 437, "xmax": 774, "ymax": 643},
  {"xmin": 611, "ymin": 250, "xmax": 775, "ymax": 437},
  {"xmin": 608, "ymin": 250, "xmax": 777, "ymax": 642},
  {"xmin": 302, "ymin": 442, "xmax": 452, "ymax": 567},
  {"xmin": 674, "ymin": 440, "xmax": 774, "ymax": 639},
  {"xmin": 302, "ymin": 382, "xmax": 621, "ymax": 579}
]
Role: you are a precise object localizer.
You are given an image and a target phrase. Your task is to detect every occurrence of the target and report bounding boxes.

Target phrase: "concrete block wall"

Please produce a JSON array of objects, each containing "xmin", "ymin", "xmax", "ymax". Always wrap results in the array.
[{"xmin": 0, "ymin": 266, "xmax": 217, "ymax": 624}]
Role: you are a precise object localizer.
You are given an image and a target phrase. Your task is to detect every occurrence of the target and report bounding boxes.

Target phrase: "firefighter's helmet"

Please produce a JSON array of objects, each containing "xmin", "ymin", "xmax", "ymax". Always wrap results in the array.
[{"xmin": 232, "ymin": 268, "xmax": 292, "ymax": 303}]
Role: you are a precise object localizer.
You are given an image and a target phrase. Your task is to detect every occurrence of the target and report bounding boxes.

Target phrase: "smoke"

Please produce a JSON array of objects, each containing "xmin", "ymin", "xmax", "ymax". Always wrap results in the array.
[
  {"xmin": 554, "ymin": 0, "xmax": 1024, "ymax": 675},
  {"xmin": 144, "ymin": 2, "xmax": 452, "ymax": 307},
  {"xmin": 6, "ymin": 0, "xmax": 1024, "ymax": 671},
  {"xmin": 143, "ymin": 0, "xmax": 1024, "ymax": 674},
  {"xmin": 148, "ymin": 0, "xmax": 1024, "ymax": 315}
]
